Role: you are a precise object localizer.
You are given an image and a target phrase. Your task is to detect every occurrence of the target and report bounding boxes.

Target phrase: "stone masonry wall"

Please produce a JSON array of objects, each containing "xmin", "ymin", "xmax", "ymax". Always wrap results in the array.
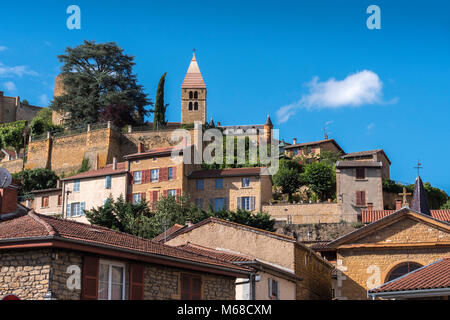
[
  {"xmin": 0, "ymin": 158, "xmax": 24, "ymax": 174},
  {"xmin": 0, "ymin": 249, "xmax": 52, "ymax": 300},
  {"xmin": 263, "ymin": 203, "xmax": 348, "ymax": 224}
]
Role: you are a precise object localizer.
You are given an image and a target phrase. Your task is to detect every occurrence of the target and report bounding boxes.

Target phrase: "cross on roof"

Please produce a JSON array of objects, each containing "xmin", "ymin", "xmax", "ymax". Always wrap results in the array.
[
  {"xmin": 414, "ymin": 160, "xmax": 423, "ymax": 177},
  {"xmin": 398, "ymin": 187, "xmax": 412, "ymax": 207}
]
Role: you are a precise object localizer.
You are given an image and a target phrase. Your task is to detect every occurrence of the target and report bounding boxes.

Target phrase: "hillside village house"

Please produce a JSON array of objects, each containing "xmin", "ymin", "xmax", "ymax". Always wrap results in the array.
[
  {"xmin": 157, "ymin": 217, "xmax": 334, "ymax": 300},
  {"xmin": 28, "ymin": 187, "xmax": 63, "ymax": 217},
  {"xmin": 312, "ymin": 177, "xmax": 450, "ymax": 300},
  {"xmin": 60, "ymin": 159, "xmax": 128, "ymax": 223},
  {"xmin": 341, "ymin": 149, "xmax": 391, "ymax": 179},
  {"xmin": 283, "ymin": 138, "xmax": 344, "ymax": 162},
  {"xmin": 187, "ymin": 167, "xmax": 273, "ymax": 212}
]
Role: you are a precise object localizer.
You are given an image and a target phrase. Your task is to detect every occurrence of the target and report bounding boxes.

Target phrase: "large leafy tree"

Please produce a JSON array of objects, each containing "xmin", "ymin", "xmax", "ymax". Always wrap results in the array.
[
  {"xmin": 153, "ymin": 72, "xmax": 169, "ymax": 129},
  {"xmin": 12, "ymin": 168, "xmax": 59, "ymax": 197},
  {"xmin": 301, "ymin": 162, "xmax": 336, "ymax": 201},
  {"xmin": 272, "ymin": 159, "xmax": 303, "ymax": 200},
  {"xmin": 50, "ymin": 40, "xmax": 152, "ymax": 127},
  {"xmin": 0, "ymin": 120, "xmax": 28, "ymax": 156}
]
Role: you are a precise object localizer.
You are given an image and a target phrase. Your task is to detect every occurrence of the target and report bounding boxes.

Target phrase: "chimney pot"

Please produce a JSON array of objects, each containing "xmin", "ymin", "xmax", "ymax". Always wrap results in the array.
[
  {"xmin": 113, "ymin": 157, "xmax": 117, "ymax": 170},
  {"xmin": 395, "ymin": 199, "xmax": 402, "ymax": 211},
  {"xmin": 293, "ymin": 138, "xmax": 297, "ymax": 145}
]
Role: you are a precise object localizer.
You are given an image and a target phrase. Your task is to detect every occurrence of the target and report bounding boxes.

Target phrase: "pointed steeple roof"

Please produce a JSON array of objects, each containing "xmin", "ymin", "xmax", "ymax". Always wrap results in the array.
[
  {"xmin": 265, "ymin": 115, "xmax": 273, "ymax": 127},
  {"xmin": 182, "ymin": 53, "xmax": 206, "ymax": 88},
  {"xmin": 410, "ymin": 176, "xmax": 431, "ymax": 216},
  {"xmin": 208, "ymin": 117, "xmax": 215, "ymax": 127}
]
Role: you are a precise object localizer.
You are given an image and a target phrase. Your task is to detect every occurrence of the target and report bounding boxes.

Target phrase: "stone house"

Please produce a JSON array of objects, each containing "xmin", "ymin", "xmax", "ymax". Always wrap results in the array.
[
  {"xmin": 187, "ymin": 167, "xmax": 273, "ymax": 212},
  {"xmin": 336, "ymin": 160, "xmax": 384, "ymax": 221},
  {"xmin": 60, "ymin": 160, "xmax": 128, "ymax": 224},
  {"xmin": 28, "ymin": 188, "xmax": 63, "ymax": 217},
  {"xmin": 283, "ymin": 138, "xmax": 344, "ymax": 162},
  {"xmin": 341, "ymin": 149, "xmax": 391, "ymax": 179},
  {"xmin": 158, "ymin": 217, "xmax": 334, "ymax": 300},
  {"xmin": 0, "ymin": 211, "xmax": 250, "ymax": 300}
]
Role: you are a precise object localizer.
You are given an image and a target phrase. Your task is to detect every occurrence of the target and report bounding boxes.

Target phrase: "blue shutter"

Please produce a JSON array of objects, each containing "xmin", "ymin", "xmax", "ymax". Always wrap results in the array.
[
  {"xmin": 105, "ymin": 176, "xmax": 112, "ymax": 189},
  {"xmin": 224, "ymin": 197, "xmax": 228, "ymax": 210},
  {"xmin": 80, "ymin": 202, "xmax": 85, "ymax": 215},
  {"xmin": 251, "ymin": 197, "xmax": 255, "ymax": 211},
  {"xmin": 66, "ymin": 202, "xmax": 71, "ymax": 218}
]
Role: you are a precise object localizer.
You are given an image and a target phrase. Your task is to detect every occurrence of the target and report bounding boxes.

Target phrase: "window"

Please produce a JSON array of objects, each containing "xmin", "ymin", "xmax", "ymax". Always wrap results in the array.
[
  {"xmin": 268, "ymin": 278, "xmax": 279, "ymax": 300},
  {"xmin": 58, "ymin": 194, "xmax": 62, "ymax": 206},
  {"xmin": 356, "ymin": 168, "xmax": 365, "ymax": 180},
  {"xmin": 215, "ymin": 178, "xmax": 223, "ymax": 189},
  {"xmin": 196, "ymin": 180, "xmax": 204, "ymax": 191},
  {"xmin": 168, "ymin": 167, "xmax": 173, "ymax": 180},
  {"xmin": 98, "ymin": 261, "xmax": 126, "ymax": 300},
  {"xmin": 294, "ymin": 149, "xmax": 299, "ymax": 155},
  {"xmin": 41, "ymin": 196, "xmax": 49, "ymax": 208},
  {"xmin": 386, "ymin": 262, "xmax": 422, "ymax": 282},
  {"xmin": 133, "ymin": 171, "xmax": 142, "ymax": 185},
  {"xmin": 189, "ymin": 91, "xmax": 193, "ymax": 99},
  {"xmin": 105, "ymin": 175, "xmax": 112, "ymax": 189},
  {"xmin": 67, "ymin": 202, "xmax": 85, "ymax": 217},
  {"xmin": 215, "ymin": 198, "xmax": 225, "ymax": 211},
  {"xmin": 194, "ymin": 102, "xmax": 198, "ymax": 110},
  {"xmin": 195, "ymin": 198, "xmax": 204, "ymax": 209},
  {"xmin": 151, "ymin": 169, "xmax": 159, "ymax": 182},
  {"xmin": 238, "ymin": 196, "xmax": 255, "ymax": 211},
  {"xmin": 180, "ymin": 274, "xmax": 202, "ymax": 300},
  {"xmin": 133, "ymin": 194, "xmax": 142, "ymax": 204},
  {"xmin": 242, "ymin": 177, "xmax": 250, "ymax": 188},
  {"xmin": 189, "ymin": 102, "xmax": 193, "ymax": 110},
  {"xmin": 73, "ymin": 180, "xmax": 80, "ymax": 192},
  {"xmin": 355, "ymin": 191, "xmax": 366, "ymax": 206},
  {"xmin": 194, "ymin": 91, "xmax": 198, "ymax": 99},
  {"xmin": 167, "ymin": 189, "xmax": 177, "ymax": 197}
]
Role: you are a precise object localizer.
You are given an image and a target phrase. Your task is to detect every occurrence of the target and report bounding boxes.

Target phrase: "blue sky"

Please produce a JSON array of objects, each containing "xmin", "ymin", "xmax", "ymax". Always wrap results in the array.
[{"xmin": 0, "ymin": 0, "xmax": 449, "ymax": 192}]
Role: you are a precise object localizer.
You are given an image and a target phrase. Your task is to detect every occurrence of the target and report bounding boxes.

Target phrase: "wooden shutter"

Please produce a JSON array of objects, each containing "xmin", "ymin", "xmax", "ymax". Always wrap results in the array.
[
  {"xmin": 251, "ymin": 197, "xmax": 255, "ymax": 211},
  {"xmin": 163, "ymin": 190, "xmax": 168, "ymax": 198},
  {"xmin": 268, "ymin": 278, "xmax": 272, "ymax": 298},
  {"xmin": 356, "ymin": 191, "xmax": 366, "ymax": 206},
  {"xmin": 360, "ymin": 191, "xmax": 366, "ymax": 206},
  {"xmin": 176, "ymin": 189, "xmax": 181, "ymax": 196},
  {"xmin": 66, "ymin": 202, "xmax": 71, "ymax": 218},
  {"xmin": 236, "ymin": 197, "xmax": 242, "ymax": 210},
  {"xmin": 141, "ymin": 192, "xmax": 146, "ymax": 201},
  {"xmin": 180, "ymin": 274, "xmax": 202, "ymax": 300},
  {"xmin": 81, "ymin": 256, "xmax": 99, "ymax": 300},
  {"xmin": 172, "ymin": 167, "xmax": 177, "ymax": 180},
  {"xmin": 152, "ymin": 191, "xmax": 159, "ymax": 203},
  {"xmin": 129, "ymin": 263, "xmax": 145, "ymax": 300},
  {"xmin": 191, "ymin": 277, "xmax": 202, "ymax": 300},
  {"xmin": 223, "ymin": 197, "xmax": 228, "ymax": 210},
  {"xmin": 180, "ymin": 274, "xmax": 191, "ymax": 300}
]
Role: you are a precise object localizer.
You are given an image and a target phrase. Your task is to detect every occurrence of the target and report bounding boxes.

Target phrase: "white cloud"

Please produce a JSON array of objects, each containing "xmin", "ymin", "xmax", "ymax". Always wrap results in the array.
[
  {"xmin": 0, "ymin": 62, "xmax": 38, "ymax": 77},
  {"xmin": 277, "ymin": 70, "xmax": 394, "ymax": 124},
  {"xmin": 0, "ymin": 46, "xmax": 7, "ymax": 52},
  {"xmin": 2, "ymin": 81, "xmax": 17, "ymax": 93}
]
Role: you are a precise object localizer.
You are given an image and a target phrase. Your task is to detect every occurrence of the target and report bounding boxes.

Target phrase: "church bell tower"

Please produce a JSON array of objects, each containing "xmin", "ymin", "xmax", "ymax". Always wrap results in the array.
[{"xmin": 181, "ymin": 52, "xmax": 207, "ymax": 124}]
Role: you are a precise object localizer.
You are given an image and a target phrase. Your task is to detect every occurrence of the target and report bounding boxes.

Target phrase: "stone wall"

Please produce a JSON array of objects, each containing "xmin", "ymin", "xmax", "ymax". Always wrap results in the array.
[
  {"xmin": 181, "ymin": 88, "xmax": 206, "ymax": 124},
  {"xmin": 263, "ymin": 203, "xmax": 350, "ymax": 224},
  {"xmin": 0, "ymin": 158, "xmax": 24, "ymax": 174},
  {"xmin": 50, "ymin": 249, "xmax": 83, "ymax": 300},
  {"xmin": 0, "ymin": 249, "xmax": 52, "ymax": 300}
]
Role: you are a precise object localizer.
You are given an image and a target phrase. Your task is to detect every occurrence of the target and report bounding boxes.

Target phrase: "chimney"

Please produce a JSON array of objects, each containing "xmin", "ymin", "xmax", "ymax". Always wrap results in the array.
[
  {"xmin": 293, "ymin": 138, "xmax": 297, "ymax": 145},
  {"xmin": 113, "ymin": 157, "xmax": 117, "ymax": 170},
  {"xmin": 0, "ymin": 185, "xmax": 18, "ymax": 216},
  {"xmin": 217, "ymin": 122, "xmax": 221, "ymax": 127},
  {"xmin": 367, "ymin": 203, "xmax": 374, "ymax": 211},
  {"xmin": 395, "ymin": 200, "xmax": 402, "ymax": 211},
  {"xmin": 56, "ymin": 179, "xmax": 61, "ymax": 188},
  {"xmin": 138, "ymin": 142, "xmax": 145, "ymax": 154}
]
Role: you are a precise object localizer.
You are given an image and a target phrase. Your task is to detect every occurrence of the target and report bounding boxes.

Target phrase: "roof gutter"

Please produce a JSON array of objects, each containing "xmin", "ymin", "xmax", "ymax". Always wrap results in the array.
[
  {"xmin": 368, "ymin": 287, "xmax": 450, "ymax": 300},
  {"xmin": 0, "ymin": 236, "xmax": 251, "ymax": 278}
]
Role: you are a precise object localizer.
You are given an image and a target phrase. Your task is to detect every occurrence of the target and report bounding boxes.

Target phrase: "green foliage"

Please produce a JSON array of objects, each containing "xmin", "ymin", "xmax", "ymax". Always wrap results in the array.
[
  {"xmin": 85, "ymin": 195, "xmax": 276, "ymax": 240},
  {"xmin": 153, "ymin": 73, "xmax": 169, "ymax": 130},
  {"xmin": 301, "ymin": 162, "xmax": 336, "ymax": 201},
  {"xmin": 0, "ymin": 120, "xmax": 28, "ymax": 154},
  {"xmin": 77, "ymin": 158, "xmax": 91, "ymax": 173},
  {"xmin": 441, "ymin": 199, "xmax": 450, "ymax": 209},
  {"xmin": 318, "ymin": 151, "xmax": 343, "ymax": 165},
  {"xmin": 12, "ymin": 168, "xmax": 59, "ymax": 196},
  {"xmin": 30, "ymin": 108, "xmax": 64, "ymax": 136},
  {"xmin": 272, "ymin": 159, "xmax": 303, "ymax": 199},
  {"xmin": 50, "ymin": 40, "xmax": 152, "ymax": 127}
]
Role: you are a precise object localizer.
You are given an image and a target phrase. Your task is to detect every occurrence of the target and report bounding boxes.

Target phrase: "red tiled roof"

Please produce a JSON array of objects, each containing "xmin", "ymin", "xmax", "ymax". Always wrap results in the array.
[
  {"xmin": 177, "ymin": 243, "xmax": 253, "ymax": 263},
  {"xmin": 362, "ymin": 209, "xmax": 450, "ymax": 223},
  {"xmin": 188, "ymin": 167, "xmax": 265, "ymax": 179},
  {"xmin": 283, "ymin": 139, "xmax": 344, "ymax": 153},
  {"xmin": 152, "ymin": 224, "xmax": 186, "ymax": 243},
  {"xmin": 369, "ymin": 258, "xmax": 450, "ymax": 293},
  {"xmin": 336, "ymin": 161, "xmax": 383, "ymax": 168},
  {"xmin": 61, "ymin": 162, "xmax": 127, "ymax": 181},
  {"xmin": 0, "ymin": 212, "xmax": 250, "ymax": 275},
  {"xmin": 124, "ymin": 146, "xmax": 191, "ymax": 160},
  {"xmin": 181, "ymin": 53, "xmax": 206, "ymax": 88}
]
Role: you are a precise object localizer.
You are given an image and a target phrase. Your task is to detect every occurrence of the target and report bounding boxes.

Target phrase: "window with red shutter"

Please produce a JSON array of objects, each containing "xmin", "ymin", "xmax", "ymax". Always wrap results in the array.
[
  {"xmin": 180, "ymin": 274, "xmax": 202, "ymax": 300},
  {"xmin": 129, "ymin": 264, "xmax": 145, "ymax": 300},
  {"xmin": 152, "ymin": 191, "xmax": 159, "ymax": 203},
  {"xmin": 356, "ymin": 168, "xmax": 365, "ymax": 180},
  {"xmin": 81, "ymin": 256, "xmax": 99, "ymax": 300},
  {"xmin": 141, "ymin": 192, "xmax": 146, "ymax": 201},
  {"xmin": 356, "ymin": 191, "xmax": 366, "ymax": 206}
]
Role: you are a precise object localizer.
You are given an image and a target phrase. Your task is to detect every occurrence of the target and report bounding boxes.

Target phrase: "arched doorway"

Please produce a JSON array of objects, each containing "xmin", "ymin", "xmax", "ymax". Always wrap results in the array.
[{"xmin": 385, "ymin": 262, "xmax": 422, "ymax": 282}]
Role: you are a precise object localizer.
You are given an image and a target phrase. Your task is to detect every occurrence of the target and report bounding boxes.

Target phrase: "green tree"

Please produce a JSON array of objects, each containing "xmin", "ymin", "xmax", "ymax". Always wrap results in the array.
[
  {"xmin": 30, "ymin": 108, "xmax": 64, "ymax": 136},
  {"xmin": 421, "ymin": 182, "xmax": 448, "ymax": 209},
  {"xmin": 0, "ymin": 120, "xmax": 28, "ymax": 156},
  {"xmin": 12, "ymin": 168, "xmax": 59, "ymax": 196},
  {"xmin": 441, "ymin": 199, "xmax": 450, "ymax": 209},
  {"xmin": 301, "ymin": 162, "xmax": 336, "ymax": 201},
  {"xmin": 272, "ymin": 159, "xmax": 303, "ymax": 200},
  {"xmin": 153, "ymin": 72, "xmax": 169, "ymax": 130},
  {"xmin": 50, "ymin": 40, "xmax": 152, "ymax": 127}
]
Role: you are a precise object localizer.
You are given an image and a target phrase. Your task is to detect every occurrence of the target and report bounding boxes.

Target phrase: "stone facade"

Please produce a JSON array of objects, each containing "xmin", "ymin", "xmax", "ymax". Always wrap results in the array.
[
  {"xmin": 30, "ymin": 189, "xmax": 62, "ymax": 216},
  {"xmin": 0, "ymin": 248, "xmax": 236, "ymax": 300},
  {"xmin": 263, "ymin": 203, "xmax": 351, "ymax": 224},
  {"xmin": 0, "ymin": 158, "xmax": 24, "ymax": 175},
  {"xmin": 181, "ymin": 88, "xmax": 207, "ymax": 124},
  {"xmin": 0, "ymin": 91, "xmax": 42, "ymax": 124}
]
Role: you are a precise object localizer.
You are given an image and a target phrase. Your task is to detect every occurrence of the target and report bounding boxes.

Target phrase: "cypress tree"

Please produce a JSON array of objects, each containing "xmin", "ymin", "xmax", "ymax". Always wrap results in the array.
[{"xmin": 153, "ymin": 73, "xmax": 169, "ymax": 130}]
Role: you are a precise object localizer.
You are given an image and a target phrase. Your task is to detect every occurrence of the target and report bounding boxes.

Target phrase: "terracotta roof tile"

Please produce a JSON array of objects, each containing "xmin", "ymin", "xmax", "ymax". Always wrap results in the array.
[
  {"xmin": 283, "ymin": 139, "xmax": 344, "ymax": 153},
  {"xmin": 362, "ymin": 209, "xmax": 450, "ymax": 223},
  {"xmin": 61, "ymin": 162, "xmax": 127, "ymax": 181},
  {"xmin": 152, "ymin": 224, "xmax": 186, "ymax": 243},
  {"xmin": 369, "ymin": 258, "xmax": 450, "ymax": 293},
  {"xmin": 0, "ymin": 212, "xmax": 250, "ymax": 274},
  {"xmin": 177, "ymin": 243, "xmax": 253, "ymax": 263},
  {"xmin": 336, "ymin": 161, "xmax": 383, "ymax": 168}
]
